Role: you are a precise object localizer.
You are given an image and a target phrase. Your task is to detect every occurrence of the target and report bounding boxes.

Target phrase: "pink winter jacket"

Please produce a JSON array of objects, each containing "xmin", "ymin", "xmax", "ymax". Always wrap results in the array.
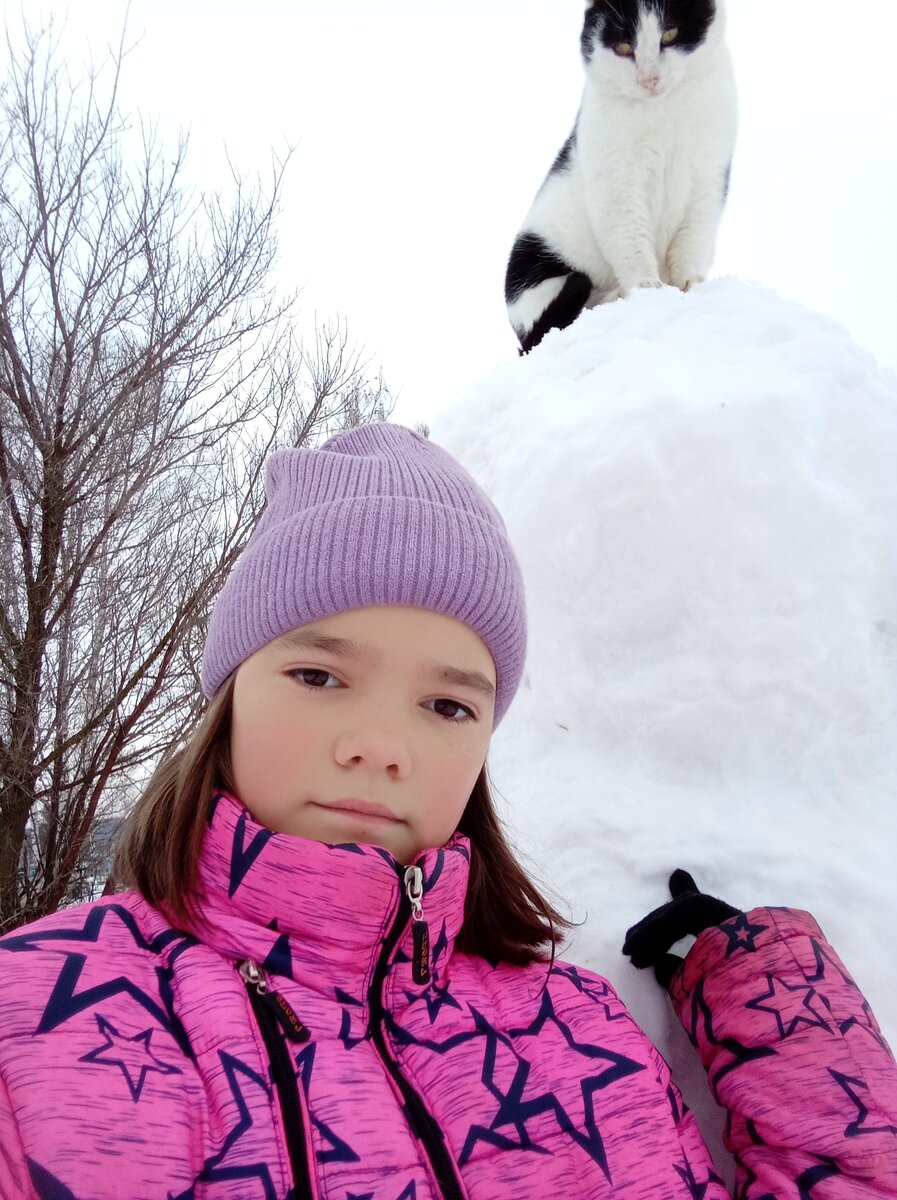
[{"xmin": 1, "ymin": 792, "xmax": 895, "ymax": 1199}]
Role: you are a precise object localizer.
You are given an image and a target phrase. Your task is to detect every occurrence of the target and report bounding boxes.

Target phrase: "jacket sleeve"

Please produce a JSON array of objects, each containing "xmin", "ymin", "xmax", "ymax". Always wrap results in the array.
[
  {"xmin": 646, "ymin": 1037, "xmax": 734, "ymax": 1200},
  {"xmin": 0, "ymin": 1068, "xmax": 36, "ymax": 1200},
  {"xmin": 669, "ymin": 907, "xmax": 897, "ymax": 1198}
]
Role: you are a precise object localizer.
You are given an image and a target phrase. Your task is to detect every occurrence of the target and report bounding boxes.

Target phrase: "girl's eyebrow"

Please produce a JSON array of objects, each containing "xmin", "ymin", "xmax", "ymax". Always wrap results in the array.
[
  {"xmin": 428, "ymin": 664, "xmax": 496, "ymax": 701},
  {"xmin": 275, "ymin": 631, "xmax": 496, "ymax": 700},
  {"xmin": 277, "ymin": 631, "xmax": 368, "ymax": 659}
]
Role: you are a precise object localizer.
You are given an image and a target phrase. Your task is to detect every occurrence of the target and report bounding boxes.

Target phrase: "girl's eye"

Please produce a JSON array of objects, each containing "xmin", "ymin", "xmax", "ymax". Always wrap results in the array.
[
  {"xmin": 292, "ymin": 668, "xmax": 341, "ymax": 689},
  {"xmin": 661, "ymin": 27, "xmax": 678, "ymax": 45},
  {"xmin": 427, "ymin": 698, "xmax": 475, "ymax": 722},
  {"xmin": 614, "ymin": 41, "xmax": 634, "ymax": 56}
]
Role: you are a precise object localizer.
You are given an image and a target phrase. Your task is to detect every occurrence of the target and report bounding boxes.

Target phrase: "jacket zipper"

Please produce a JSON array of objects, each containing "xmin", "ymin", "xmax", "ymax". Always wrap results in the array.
[
  {"xmin": 240, "ymin": 959, "xmax": 314, "ymax": 1200},
  {"xmin": 367, "ymin": 864, "xmax": 466, "ymax": 1200}
]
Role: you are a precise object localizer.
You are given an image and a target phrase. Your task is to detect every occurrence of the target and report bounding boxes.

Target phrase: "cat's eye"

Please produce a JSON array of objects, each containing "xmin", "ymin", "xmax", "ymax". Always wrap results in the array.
[
  {"xmin": 661, "ymin": 27, "xmax": 679, "ymax": 45},
  {"xmin": 614, "ymin": 42, "xmax": 634, "ymax": 57}
]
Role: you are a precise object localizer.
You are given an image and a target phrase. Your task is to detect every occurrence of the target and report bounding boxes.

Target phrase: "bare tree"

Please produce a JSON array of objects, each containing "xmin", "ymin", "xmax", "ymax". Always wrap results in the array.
[{"xmin": 0, "ymin": 24, "xmax": 391, "ymax": 932}]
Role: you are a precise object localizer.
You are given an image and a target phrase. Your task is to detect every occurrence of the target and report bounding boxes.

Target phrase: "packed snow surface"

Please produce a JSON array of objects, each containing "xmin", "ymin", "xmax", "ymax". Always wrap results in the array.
[{"xmin": 432, "ymin": 277, "xmax": 897, "ymax": 1174}]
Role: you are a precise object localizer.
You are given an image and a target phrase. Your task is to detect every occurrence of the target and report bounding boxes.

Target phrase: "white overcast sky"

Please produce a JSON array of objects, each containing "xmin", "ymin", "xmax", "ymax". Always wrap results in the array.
[{"xmin": 4, "ymin": 1, "xmax": 896, "ymax": 425}]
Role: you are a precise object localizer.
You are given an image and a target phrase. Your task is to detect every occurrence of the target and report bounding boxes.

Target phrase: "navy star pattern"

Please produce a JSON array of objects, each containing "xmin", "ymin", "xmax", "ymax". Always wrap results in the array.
[
  {"xmin": 744, "ymin": 1118, "xmax": 765, "ymax": 1146},
  {"xmin": 549, "ymin": 964, "xmax": 629, "ymax": 1023},
  {"xmin": 26, "ymin": 1159, "xmax": 79, "ymax": 1200},
  {"xmin": 262, "ymin": 930, "xmax": 293, "ymax": 977},
  {"xmin": 422, "ymin": 850, "xmax": 446, "ymax": 892},
  {"xmin": 169, "ymin": 1051, "xmax": 279, "ymax": 1200},
  {"xmin": 228, "ymin": 810, "xmax": 275, "ymax": 897},
  {"xmin": 837, "ymin": 998, "xmax": 893, "ymax": 1051},
  {"xmin": 404, "ymin": 974, "xmax": 463, "ymax": 1024},
  {"xmin": 4, "ymin": 801, "xmax": 894, "ymax": 1200},
  {"xmin": 720, "ymin": 913, "xmax": 769, "ymax": 958},
  {"xmin": 345, "ymin": 1184, "xmax": 416, "ymax": 1200},
  {"xmin": 685, "ymin": 978, "xmax": 778, "ymax": 1084},
  {"xmin": 312, "ymin": 1114, "xmax": 361, "ymax": 1168},
  {"xmin": 673, "ymin": 1155, "xmax": 726, "ymax": 1200},
  {"xmin": 346, "ymin": 1188, "xmax": 416, "ymax": 1200},
  {"xmin": 797, "ymin": 1159, "xmax": 842, "ymax": 1198},
  {"xmin": 335, "ymin": 987, "xmax": 366, "ymax": 1050},
  {"xmin": 389, "ymin": 984, "xmax": 645, "ymax": 1177},
  {"xmin": 0, "ymin": 903, "xmax": 195, "ymax": 1058},
  {"xmin": 801, "ymin": 939, "xmax": 893, "ymax": 1050},
  {"xmin": 745, "ymin": 975, "xmax": 834, "ymax": 1039},
  {"xmin": 829, "ymin": 1069, "xmax": 897, "ymax": 1138},
  {"xmin": 667, "ymin": 1083, "xmax": 684, "ymax": 1124},
  {"xmin": 80, "ymin": 1013, "xmax": 182, "ymax": 1101},
  {"xmin": 805, "ymin": 939, "xmax": 861, "ymax": 992},
  {"xmin": 803, "ymin": 939, "xmax": 897, "ymax": 1056},
  {"xmin": 294, "ymin": 1042, "xmax": 361, "ymax": 1166},
  {"xmin": 508, "ymin": 986, "xmax": 645, "ymax": 1083},
  {"xmin": 733, "ymin": 1159, "xmax": 776, "ymax": 1200},
  {"xmin": 457, "ymin": 1007, "xmax": 559, "ymax": 1167},
  {"xmin": 402, "ymin": 920, "xmax": 463, "ymax": 1024}
]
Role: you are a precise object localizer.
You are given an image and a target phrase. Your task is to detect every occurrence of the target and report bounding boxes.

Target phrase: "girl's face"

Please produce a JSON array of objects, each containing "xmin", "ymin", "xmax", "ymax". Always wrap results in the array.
[{"xmin": 230, "ymin": 606, "xmax": 496, "ymax": 863}]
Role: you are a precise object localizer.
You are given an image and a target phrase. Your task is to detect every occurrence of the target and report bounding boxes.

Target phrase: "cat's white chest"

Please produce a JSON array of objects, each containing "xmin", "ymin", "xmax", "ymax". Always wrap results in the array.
[
  {"xmin": 576, "ymin": 66, "xmax": 733, "ymax": 231},
  {"xmin": 565, "ymin": 54, "xmax": 736, "ymax": 290}
]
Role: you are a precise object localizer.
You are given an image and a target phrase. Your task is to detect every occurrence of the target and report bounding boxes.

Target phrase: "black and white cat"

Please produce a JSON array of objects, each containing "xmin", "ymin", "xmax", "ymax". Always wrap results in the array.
[{"xmin": 505, "ymin": 0, "xmax": 737, "ymax": 353}]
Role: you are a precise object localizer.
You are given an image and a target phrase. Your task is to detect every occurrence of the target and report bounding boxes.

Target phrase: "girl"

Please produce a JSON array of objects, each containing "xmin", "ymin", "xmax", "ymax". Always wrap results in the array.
[{"xmin": 0, "ymin": 422, "xmax": 895, "ymax": 1199}]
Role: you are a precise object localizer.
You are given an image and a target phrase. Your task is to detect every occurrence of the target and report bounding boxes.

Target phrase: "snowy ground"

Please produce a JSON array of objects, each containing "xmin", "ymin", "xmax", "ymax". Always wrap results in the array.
[{"xmin": 432, "ymin": 278, "xmax": 897, "ymax": 1178}]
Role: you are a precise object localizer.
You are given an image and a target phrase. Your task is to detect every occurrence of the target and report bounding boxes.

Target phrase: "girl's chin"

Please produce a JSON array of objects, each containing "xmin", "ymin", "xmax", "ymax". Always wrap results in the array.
[
  {"xmin": 243, "ymin": 803, "xmax": 424, "ymax": 861},
  {"xmin": 304, "ymin": 806, "xmax": 417, "ymax": 859}
]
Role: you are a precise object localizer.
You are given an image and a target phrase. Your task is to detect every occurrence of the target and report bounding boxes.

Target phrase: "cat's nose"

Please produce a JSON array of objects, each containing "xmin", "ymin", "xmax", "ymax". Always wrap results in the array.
[{"xmin": 640, "ymin": 75, "xmax": 660, "ymax": 92}]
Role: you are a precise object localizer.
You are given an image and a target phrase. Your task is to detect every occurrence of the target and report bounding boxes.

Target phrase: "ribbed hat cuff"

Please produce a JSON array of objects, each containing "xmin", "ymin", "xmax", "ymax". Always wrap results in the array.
[{"xmin": 200, "ymin": 495, "xmax": 525, "ymax": 723}]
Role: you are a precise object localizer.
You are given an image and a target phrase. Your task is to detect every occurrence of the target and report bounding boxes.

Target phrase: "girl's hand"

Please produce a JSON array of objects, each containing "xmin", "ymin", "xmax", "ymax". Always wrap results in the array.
[{"xmin": 622, "ymin": 870, "xmax": 740, "ymax": 988}]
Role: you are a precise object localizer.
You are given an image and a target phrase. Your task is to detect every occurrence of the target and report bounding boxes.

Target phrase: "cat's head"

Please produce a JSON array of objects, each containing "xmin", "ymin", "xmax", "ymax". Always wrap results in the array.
[{"xmin": 581, "ymin": 0, "xmax": 722, "ymax": 99}]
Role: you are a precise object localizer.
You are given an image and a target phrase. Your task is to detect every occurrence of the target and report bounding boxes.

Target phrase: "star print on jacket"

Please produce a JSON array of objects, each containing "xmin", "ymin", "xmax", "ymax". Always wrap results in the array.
[
  {"xmin": 720, "ymin": 912, "xmax": 768, "ymax": 957},
  {"xmin": 169, "ymin": 1051, "xmax": 281, "ymax": 1200},
  {"xmin": 0, "ymin": 902, "xmax": 194, "ymax": 1054},
  {"xmin": 79, "ymin": 1013, "xmax": 182, "ymax": 1100},
  {"xmin": 671, "ymin": 907, "xmax": 897, "ymax": 1193},
  {"xmin": 745, "ymin": 974, "xmax": 834, "ymax": 1039},
  {"xmin": 1, "ymin": 792, "xmax": 895, "ymax": 1199},
  {"xmin": 27, "ymin": 1159, "xmax": 79, "ymax": 1200}
]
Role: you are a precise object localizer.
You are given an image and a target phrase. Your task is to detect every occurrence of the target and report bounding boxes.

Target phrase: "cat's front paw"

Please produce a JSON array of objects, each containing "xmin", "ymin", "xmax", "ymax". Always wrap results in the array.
[
  {"xmin": 674, "ymin": 275, "xmax": 706, "ymax": 293},
  {"xmin": 633, "ymin": 278, "xmax": 664, "ymax": 291}
]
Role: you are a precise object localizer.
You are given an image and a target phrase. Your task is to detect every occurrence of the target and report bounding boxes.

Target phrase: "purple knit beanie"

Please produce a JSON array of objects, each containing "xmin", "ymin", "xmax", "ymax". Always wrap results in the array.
[{"xmin": 200, "ymin": 423, "xmax": 526, "ymax": 724}]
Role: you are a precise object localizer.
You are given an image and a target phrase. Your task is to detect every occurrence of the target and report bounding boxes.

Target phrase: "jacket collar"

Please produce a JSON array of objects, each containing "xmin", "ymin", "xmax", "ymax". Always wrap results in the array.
[{"xmin": 185, "ymin": 792, "xmax": 472, "ymax": 1002}]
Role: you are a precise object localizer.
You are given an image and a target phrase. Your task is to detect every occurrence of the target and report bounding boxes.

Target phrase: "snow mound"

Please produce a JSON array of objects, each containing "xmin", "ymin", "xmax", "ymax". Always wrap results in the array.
[{"xmin": 432, "ymin": 278, "xmax": 897, "ymax": 1172}]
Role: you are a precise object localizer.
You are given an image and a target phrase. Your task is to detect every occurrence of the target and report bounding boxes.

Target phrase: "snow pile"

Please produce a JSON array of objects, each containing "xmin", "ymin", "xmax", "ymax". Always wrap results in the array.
[{"xmin": 432, "ymin": 277, "xmax": 897, "ymax": 1170}]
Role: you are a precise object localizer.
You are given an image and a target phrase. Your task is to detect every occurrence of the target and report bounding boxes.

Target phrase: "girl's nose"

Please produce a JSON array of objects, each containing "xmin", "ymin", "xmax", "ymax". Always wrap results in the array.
[{"xmin": 334, "ymin": 727, "xmax": 412, "ymax": 779}]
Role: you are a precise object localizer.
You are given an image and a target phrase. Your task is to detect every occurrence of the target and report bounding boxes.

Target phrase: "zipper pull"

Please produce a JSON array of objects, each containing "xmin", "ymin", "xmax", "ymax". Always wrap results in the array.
[
  {"xmin": 239, "ymin": 959, "xmax": 310, "ymax": 1043},
  {"xmin": 404, "ymin": 866, "xmax": 430, "ymax": 985}
]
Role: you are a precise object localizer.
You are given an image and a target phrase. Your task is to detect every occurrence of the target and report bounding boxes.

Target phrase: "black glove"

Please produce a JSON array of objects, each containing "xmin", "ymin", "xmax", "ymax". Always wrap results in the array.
[{"xmin": 622, "ymin": 869, "xmax": 741, "ymax": 988}]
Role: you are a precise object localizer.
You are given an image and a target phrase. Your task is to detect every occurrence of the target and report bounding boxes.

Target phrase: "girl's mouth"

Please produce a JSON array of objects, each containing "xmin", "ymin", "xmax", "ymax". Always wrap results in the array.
[{"xmin": 313, "ymin": 799, "xmax": 405, "ymax": 824}]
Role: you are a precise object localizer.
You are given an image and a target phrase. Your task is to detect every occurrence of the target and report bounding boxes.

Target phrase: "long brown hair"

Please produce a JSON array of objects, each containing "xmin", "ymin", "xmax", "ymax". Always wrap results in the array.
[{"xmin": 114, "ymin": 680, "xmax": 570, "ymax": 964}]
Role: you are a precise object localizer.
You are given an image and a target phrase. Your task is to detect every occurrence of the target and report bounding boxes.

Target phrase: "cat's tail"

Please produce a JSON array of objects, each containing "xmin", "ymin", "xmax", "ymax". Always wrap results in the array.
[{"xmin": 505, "ymin": 232, "xmax": 592, "ymax": 354}]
